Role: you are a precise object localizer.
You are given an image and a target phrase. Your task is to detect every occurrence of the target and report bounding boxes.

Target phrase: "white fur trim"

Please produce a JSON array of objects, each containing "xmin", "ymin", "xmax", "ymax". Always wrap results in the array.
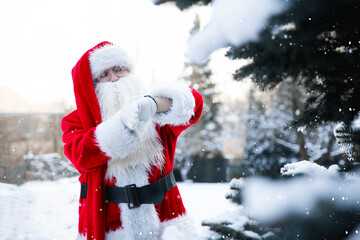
[
  {"xmin": 89, "ymin": 44, "xmax": 134, "ymax": 80},
  {"xmin": 160, "ymin": 213, "xmax": 198, "ymax": 240},
  {"xmin": 95, "ymin": 110, "xmax": 141, "ymax": 159},
  {"xmin": 105, "ymin": 120, "xmax": 164, "ymax": 180},
  {"xmin": 106, "ymin": 202, "xmax": 160, "ymax": 240},
  {"xmin": 150, "ymin": 83, "xmax": 195, "ymax": 126}
]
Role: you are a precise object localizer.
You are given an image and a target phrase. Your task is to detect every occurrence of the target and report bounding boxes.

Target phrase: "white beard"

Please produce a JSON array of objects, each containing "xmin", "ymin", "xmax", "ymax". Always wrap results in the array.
[{"xmin": 94, "ymin": 74, "xmax": 144, "ymax": 121}]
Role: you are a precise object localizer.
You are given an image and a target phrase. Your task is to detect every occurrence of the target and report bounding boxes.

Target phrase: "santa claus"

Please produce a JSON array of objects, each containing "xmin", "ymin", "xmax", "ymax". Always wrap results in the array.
[{"xmin": 61, "ymin": 41, "xmax": 203, "ymax": 240}]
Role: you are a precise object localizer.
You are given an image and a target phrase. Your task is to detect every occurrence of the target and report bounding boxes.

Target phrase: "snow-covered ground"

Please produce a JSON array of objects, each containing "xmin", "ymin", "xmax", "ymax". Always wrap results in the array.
[{"xmin": 0, "ymin": 178, "xmax": 235, "ymax": 240}]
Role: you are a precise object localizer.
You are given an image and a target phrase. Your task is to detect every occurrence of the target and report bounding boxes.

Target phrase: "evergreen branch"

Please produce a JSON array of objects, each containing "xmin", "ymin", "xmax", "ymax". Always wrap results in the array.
[
  {"xmin": 202, "ymin": 222, "xmax": 259, "ymax": 240},
  {"xmin": 225, "ymin": 191, "xmax": 242, "ymax": 205},
  {"xmin": 334, "ymin": 123, "xmax": 360, "ymax": 147}
]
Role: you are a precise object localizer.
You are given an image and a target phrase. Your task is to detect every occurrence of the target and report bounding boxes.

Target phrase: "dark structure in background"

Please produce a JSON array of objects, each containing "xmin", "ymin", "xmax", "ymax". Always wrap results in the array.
[{"xmin": 187, "ymin": 151, "xmax": 228, "ymax": 183}]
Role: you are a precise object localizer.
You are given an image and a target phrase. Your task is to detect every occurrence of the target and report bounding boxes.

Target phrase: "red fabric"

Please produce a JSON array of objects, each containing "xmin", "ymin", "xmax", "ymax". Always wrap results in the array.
[
  {"xmin": 149, "ymin": 88, "xmax": 204, "ymax": 222},
  {"xmin": 62, "ymin": 41, "xmax": 203, "ymax": 239}
]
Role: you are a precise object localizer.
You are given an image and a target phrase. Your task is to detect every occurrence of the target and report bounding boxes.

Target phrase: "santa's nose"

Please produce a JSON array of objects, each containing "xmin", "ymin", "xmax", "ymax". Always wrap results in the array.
[{"xmin": 109, "ymin": 72, "xmax": 119, "ymax": 82}]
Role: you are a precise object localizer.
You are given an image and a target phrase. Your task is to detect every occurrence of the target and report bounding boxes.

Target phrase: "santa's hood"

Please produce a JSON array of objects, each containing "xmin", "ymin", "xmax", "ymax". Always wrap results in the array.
[
  {"xmin": 89, "ymin": 44, "xmax": 134, "ymax": 80},
  {"xmin": 71, "ymin": 41, "xmax": 134, "ymax": 129}
]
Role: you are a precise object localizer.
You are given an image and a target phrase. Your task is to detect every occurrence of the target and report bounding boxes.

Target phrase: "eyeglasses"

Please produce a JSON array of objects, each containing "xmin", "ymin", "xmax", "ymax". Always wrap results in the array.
[{"xmin": 96, "ymin": 66, "xmax": 129, "ymax": 82}]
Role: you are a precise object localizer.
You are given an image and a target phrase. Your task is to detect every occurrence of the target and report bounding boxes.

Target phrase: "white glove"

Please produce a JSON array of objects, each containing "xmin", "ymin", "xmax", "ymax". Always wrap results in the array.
[
  {"xmin": 121, "ymin": 96, "xmax": 157, "ymax": 132},
  {"xmin": 137, "ymin": 97, "xmax": 157, "ymax": 131}
]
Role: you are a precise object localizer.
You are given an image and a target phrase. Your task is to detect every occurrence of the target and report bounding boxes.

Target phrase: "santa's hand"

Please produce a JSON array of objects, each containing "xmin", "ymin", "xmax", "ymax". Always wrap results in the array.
[
  {"xmin": 120, "ymin": 96, "xmax": 157, "ymax": 131},
  {"xmin": 120, "ymin": 97, "xmax": 141, "ymax": 130}
]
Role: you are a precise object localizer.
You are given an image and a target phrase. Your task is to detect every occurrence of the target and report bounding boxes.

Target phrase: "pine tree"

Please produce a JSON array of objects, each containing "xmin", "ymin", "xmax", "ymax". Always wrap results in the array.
[
  {"xmin": 270, "ymin": 80, "xmax": 343, "ymax": 167},
  {"xmin": 242, "ymin": 81, "xmax": 343, "ymax": 178},
  {"xmin": 225, "ymin": 0, "xmax": 360, "ymax": 161},
  {"xmin": 242, "ymin": 87, "xmax": 297, "ymax": 178},
  {"xmin": 175, "ymin": 15, "xmax": 224, "ymax": 181}
]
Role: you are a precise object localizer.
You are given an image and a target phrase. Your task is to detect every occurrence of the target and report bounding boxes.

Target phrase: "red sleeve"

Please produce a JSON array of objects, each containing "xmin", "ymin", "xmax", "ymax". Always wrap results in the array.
[
  {"xmin": 168, "ymin": 88, "xmax": 203, "ymax": 137},
  {"xmin": 61, "ymin": 110, "xmax": 110, "ymax": 172}
]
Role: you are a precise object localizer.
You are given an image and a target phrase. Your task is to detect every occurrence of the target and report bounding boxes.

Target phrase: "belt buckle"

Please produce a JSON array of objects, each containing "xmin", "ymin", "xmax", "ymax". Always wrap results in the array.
[{"xmin": 124, "ymin": 184, "xmax": 140, "ymax": 209}]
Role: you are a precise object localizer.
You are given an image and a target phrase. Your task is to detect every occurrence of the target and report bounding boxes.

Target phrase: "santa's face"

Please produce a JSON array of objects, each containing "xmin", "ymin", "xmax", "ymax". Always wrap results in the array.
[
  {"xmin": 94, "ymin": 66, "xmax": 130, "ymax": 83},
  {"xmin": 94, "ymin": 71, "xmax": 143, "ymax": 121}
]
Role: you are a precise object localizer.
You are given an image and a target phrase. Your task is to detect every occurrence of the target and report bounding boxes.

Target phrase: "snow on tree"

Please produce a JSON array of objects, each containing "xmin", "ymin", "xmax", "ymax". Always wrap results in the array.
[
  {"xmin": 334, "ymin": 116, "xmax": 360, "ymax": 166},
  {"xmin": 23, "ymin": 151, "xmax": 78, "ymax": 181},
  {"xmin": 242, "ymin": 87, "xmax": 297, "ymax": 178},
  {"xmin": 153, "ymin": 0, "xmax": 286, "ymax": 65}
]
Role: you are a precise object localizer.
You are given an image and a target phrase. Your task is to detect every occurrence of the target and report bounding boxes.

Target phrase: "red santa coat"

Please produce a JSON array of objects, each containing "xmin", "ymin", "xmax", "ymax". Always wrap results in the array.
[{"xmin": 61, "ymin": 42, "xmax": 203, "ymax": 240}]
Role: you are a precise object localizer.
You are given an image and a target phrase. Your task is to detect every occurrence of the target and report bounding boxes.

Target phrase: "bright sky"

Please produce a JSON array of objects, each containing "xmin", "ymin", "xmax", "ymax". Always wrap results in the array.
[{"xmin": 0, "ymin": 0, "xmax": 249, "ymax": 106}]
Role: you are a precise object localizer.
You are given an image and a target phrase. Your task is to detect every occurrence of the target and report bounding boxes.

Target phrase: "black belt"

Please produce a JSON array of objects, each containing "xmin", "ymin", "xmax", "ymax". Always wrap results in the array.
[{"xmin": 80, "ymin": 171, "xmax": 176, "ymax": 209}]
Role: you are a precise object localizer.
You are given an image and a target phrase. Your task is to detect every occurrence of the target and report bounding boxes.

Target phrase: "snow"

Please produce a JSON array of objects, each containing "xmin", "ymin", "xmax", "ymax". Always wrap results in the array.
[
  {"xmin": 297, "ymin": 125, "xmax": 306, "ymax": 133},
  {"xmin": 243, "ymin": 230, "xmax": 261, "ymax": 240},
  {"xmin": 0, "ymin": 178, "xmax": 78, "ymax": 240},
  {"xmin": 273, "ymin": 136, "xmax": 299, "ymax": 152},
  {"xmin": 179, "ymin": 181, "xmax": 238, "ymax": 237},
  {"xmin": 0, "ymin": 178, "xmax": 235, "ymax": 240},
  {"xmin": 185, "ymin": 0, "xmax": 287, "ymax": 64},
  {"xmin": 204, "ymin": 208, "xmax": 246, "ymax": 227},
  {"xmin": 345, "ymin": 224, "xmax": 360, "ymax": 240},
  {"xmin": 228, "ymin": 216, "xmax": 250, "ymax": 231},
  {"xmin": 261, "ymin": 231, "xmax": 276, "ymax": 239},
  {"xmin": 229, "ymin": 177, "xmax": 244, "ymax": 189},
  {"xmin": 352, "ymin": 113, "xmax": 360, "ymax": 128},
  {"xmin": 280, "ymin": 160, "xmax": 339, "ymax": 178},
  {"xmin": 202, "ymin": 208, "xmax": 262, "ymax": 239}
]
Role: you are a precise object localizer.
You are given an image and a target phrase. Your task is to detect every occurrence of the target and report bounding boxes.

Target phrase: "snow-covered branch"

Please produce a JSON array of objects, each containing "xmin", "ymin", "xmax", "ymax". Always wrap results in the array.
[
  {"xmin": 240, "ymin": 161, "xmax": 360, "ymax": 239},
  {"xmin": 186, "ymin": 0, "xmax": 287, "ymax": 64}
]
